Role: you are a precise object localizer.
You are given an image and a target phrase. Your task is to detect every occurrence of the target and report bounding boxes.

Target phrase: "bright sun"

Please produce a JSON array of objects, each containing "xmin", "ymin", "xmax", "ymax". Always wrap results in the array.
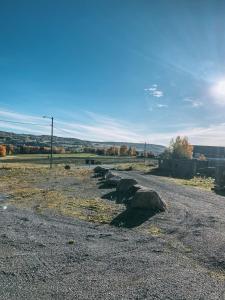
[{"xmin": 210, "ymin": 80, "xmax": 225, "ymax": 105}]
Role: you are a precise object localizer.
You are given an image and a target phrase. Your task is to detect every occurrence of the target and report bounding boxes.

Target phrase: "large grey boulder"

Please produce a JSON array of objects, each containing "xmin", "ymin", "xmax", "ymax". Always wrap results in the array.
[
  {"xmin": 105, "ymin": 175, "xmax": 122, "ymax": 187},
  {"xmin": 104, "ymin": 171, "xmax": 115, "ymax": 180},
  {"xmin": 93, "ymin": 166, "xmax": 109, "ymax": 177},
  {"xmin": 116, "ymin": 178, "xmax": 138, "ymax": 203},
  {"xmin": 116, "ymin": 178, "xmax": 138, "ymax": 193},
  {"xmin": 102, "ymin": 171, "xmax": 122, "ymax": 187},
  {"xmin": 130, "ymin": 188, "xmax": 167, "ymax": 211}
]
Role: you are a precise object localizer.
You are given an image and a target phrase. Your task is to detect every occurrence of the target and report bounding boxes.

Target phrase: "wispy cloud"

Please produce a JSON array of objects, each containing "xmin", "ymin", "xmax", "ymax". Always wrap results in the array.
[
  {"xmin": 145, "ymin": 123, "xmax": 225, "ymax": 146},
  {"xmin": 0, "ymin": 108, "xmax": 143, "ymax": 143},
  {"xmin": 2, "ymin": 108, "xmax": 225, "ymax": 146},
  {"xmin": 144, "ymin": 84, "xmax": 164, "ymax": 98},
  {"xmin": 183, "ymin": 97, "xmax": 203, "ymax": 108},
  {"xmin": 156, "ymin": 104, "xmax": 168, "ymax": 108}
]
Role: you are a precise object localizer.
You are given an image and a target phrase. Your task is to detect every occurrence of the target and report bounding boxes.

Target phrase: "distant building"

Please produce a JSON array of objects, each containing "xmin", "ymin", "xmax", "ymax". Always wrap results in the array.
[{"xmin": 193, "ymin": 145, "xmax": 225, "ymax": 160}]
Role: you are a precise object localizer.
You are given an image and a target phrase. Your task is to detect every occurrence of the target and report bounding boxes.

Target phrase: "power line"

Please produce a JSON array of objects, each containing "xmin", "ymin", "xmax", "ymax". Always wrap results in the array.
[
  {"xmin": 54, "ymin": 126, "xmax": 72, "ymax": 135},
  {"xmin": 0, "ymin": 119, "xmax": 49, "ymax": 126}
]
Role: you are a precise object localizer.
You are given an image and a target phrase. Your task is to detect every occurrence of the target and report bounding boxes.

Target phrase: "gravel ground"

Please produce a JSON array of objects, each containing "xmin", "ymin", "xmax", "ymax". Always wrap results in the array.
[{"xmin": 1, "ymin": 170, "xmax": 225, "ymax": 299}]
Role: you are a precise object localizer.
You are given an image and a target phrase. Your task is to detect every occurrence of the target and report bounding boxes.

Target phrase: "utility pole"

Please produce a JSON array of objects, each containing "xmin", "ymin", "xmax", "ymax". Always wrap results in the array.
[
  {"xmin": 50, "ymin": 117, "xmax": 54, "ymax": 169},
  {"xmin": 144, "ymin": 142, "xmax": 147, "ymax": 164},
  {"xmin": 43, "ymin": 116, "xmax": 54, "ymax": 169}
]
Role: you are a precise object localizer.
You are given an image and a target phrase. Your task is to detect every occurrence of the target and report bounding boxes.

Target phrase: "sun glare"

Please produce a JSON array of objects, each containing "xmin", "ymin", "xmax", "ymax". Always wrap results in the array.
[{"xmin": 211, "ymin": 80, "xmax": 225, "ymax": 105}]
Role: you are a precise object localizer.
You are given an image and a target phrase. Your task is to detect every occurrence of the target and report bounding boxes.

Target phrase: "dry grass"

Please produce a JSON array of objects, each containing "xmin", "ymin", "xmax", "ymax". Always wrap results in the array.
[
  {"xmin": 145, "ymin": 225, "xmax": 164, "ymax": 236},
  {"xmin": 168, "ymin": 176, "xmax": 214, "ymax": 190},
  {"xmin": 207, "ymin": 269, "xmax": 225, "ymax": 281},
  {"xmin": 115, "ymin": 162, "xmax": 156, "ymax": 173},
  {"xmin": 1, "ymin": 164, "xmax": 122, "ymax": 224}
]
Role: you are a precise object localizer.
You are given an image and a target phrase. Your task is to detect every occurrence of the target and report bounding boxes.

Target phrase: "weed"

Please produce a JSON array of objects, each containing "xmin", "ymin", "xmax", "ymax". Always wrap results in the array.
[{"xmin": 146, "ymin": 225, "xmax": 163, "ymax": 236}]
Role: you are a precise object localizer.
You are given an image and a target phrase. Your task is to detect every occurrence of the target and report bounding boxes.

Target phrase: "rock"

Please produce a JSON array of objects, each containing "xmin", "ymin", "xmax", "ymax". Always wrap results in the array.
[
  {"xmin": 104, "ymin": 171, "xmax": 115, "ymax": 180},
  {"xmin": 117, "ymin": 184, "xmax": 142, "ymax": 204},
  {"xmin": 105, "ymin": 176, "xmax": 121, "ymax": 187},
  {"xmin": 116, "ymin": 178, "xmax": 138, "ymax": 203},
  {"xmin": 65, "ymin": 165, "xmax": 71, "ymax": 170},
  {"xmin": 130, "ymin": 188, "xmax": 167, "ymax": 211},
  {"xmin": 116, "ymin": 178, "xmax": 138, "ymax": 193},
  {"xmin": 93, "ymin": 166, "xmax": 109, "ymax": 177}
]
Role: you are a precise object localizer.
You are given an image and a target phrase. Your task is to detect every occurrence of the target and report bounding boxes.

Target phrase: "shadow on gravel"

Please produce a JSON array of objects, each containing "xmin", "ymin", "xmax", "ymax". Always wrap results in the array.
[
  {"xmin": 146, "ymin": 168, "xmax": 171, "ymax": 177},
  {"xmin": 213, "ymin": 189, "xmax": 225, "ymax": 197},
  {"xmin": 110, "ymin": 208, "xmax": 157, "ymax": 228},
  {"xmin": 98, "ymin": 182, "xmax": 116, "ymax": 189},
  {"xmin": 101, "ymin": 191, "xmax": 117, "ymax": 201}
]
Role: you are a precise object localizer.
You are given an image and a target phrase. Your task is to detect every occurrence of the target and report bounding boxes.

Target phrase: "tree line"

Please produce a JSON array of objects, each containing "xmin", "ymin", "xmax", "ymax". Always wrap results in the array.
[
  {"xmin": 83, "ymin": 145, "xmax": 156, "ymax": 157},
  {"xmin": 0, "ymin": 145, "xmax": 66, "ymax": 157},
  {"xmin": 0, "ymin": 144, "xmax": 157, "ymax": 158}
]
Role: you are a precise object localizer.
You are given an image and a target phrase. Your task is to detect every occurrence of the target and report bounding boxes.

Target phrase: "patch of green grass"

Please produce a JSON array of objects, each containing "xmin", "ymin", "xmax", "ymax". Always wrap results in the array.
[{"xmin": 169, "ymin": 176, "xmax": 214, "ymax": 190}]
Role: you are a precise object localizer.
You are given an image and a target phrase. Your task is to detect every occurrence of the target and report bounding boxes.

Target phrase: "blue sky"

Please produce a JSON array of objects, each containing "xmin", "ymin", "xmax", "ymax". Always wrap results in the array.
[{"xmin": 1, "ymin": 0, "xmax": 225, "ymax": 145}]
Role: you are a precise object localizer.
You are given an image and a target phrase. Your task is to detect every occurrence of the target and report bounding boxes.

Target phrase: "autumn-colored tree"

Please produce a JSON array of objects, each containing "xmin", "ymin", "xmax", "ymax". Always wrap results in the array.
[
  {"xmin": 0, "ymin": 145, "xmax": 7, "ymax": 157},
  {"xmin": 96, "ymin": 148, "xmax": 105, "ymax": 155},
  {"xmin": 83, "ymin": 147, "xmax": 96, "ymax": 154},
  {"xmin": 114, "ymin": 146, "xmax": 120, "ymax": 156},
  {"xmin": 6, "ymin": 144, "xmax": 14, "ymax": 155},
  {"xmin": 106, "ymin": 146, "xmax": 118, "ymax": 156},
  {"xmin": 161, "ymin": 136, "xmax": 193, "ymax": 159},
  {"xmin": 128, "ymin": 146, "xmax": 137, "ymax": 156},
  {"xmin": 160, "ymin": 148, "xmax": 172, "ymax": 159},
  {"xmin": 53, "ymin": 146, "xmax": 66, "ymax": 154},
  {"xmin": 120, "ymin": 145, "xmax": 128, "ymax": 156},
  {"xmin": 198, "ymin": 154, "xmax": 207, "ymax": 161},
  {"xmin": 147, "ymin": 151, "xmax": 155, "ymax": 158}
]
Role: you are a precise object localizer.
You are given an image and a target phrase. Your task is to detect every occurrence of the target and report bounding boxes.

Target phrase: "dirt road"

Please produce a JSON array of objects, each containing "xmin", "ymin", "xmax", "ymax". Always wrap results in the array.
[{"xmin": 1, "ymin": 171, "xmax": 225, "ymax": 299}]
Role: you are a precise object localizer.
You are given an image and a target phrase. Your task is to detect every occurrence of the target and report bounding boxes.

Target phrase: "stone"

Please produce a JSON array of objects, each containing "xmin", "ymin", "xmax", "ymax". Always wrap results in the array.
[
  {"xmin": 130, "ymin": 188, "xmax": 166, "ymax": 211},
  {"xmin": 93, "ymin": 166, "xmax": 108, "ymax": 177},
  {"xmin": 116, "ymin": 178, "xmax": 138, "ymax": 193},
  {"xmin": 116, "ymin": 178, "xmax": 138, "ymax": 203},
  {"xmin": 105, "ymin": 176, "xmax": 122, "ymax": 187}
]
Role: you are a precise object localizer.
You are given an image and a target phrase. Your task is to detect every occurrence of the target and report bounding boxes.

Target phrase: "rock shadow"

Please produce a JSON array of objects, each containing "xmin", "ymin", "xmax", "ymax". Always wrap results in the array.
[
  {"xmin": 101, "ymin": 191, "xmax": 118, "ymax": 201},
  {"xmin": 213, "ymin": 189, "xmax": 225, "ymax": 197},
  {"xmin": 146, "ymin": 168, "xmax": 171, "ymax": 177},
  {"xmin": 110, "ymin": 207, "xmax": 158, "ymax": 228},
  {"xmin": 98, "ymin": 181, "xmax": 117, "ymax": 189}
]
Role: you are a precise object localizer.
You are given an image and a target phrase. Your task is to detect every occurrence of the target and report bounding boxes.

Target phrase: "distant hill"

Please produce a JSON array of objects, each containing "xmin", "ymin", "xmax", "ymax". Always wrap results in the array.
[
  {"xmin": 0, "ymin": 130, "xmax": 165, "ymax": 155},
  {"xmin": 92, "ymin": 141, "xmax": 165, "ymax": 155}
]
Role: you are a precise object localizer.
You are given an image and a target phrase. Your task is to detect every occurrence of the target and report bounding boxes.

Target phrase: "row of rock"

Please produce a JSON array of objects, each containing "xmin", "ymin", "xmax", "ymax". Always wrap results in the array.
[{"xmin": 94, "ymin": 166, "xmax": 167, "ymax": 212}]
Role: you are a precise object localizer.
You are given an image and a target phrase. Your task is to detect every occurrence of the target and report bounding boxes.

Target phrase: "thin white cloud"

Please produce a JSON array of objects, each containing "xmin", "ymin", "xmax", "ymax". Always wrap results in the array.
[
  {"xmin": 183, "ymin": 98, "xmax": 203, "ymax": 108},
  {"xmin": 0, "ymin": 108, "xmax": 143, "ymax": 143},
  {"xmin": 156, "ymin": 104, "xmax": 168, "ymax": 108},
  {"xmin": 144, "ymin": 84, "xmax": 164, "ymax": 98},
  {"xmin": 2, "ymin": 108, "xmax": 225, "ymax": 146},
  {"xmin": 145, "ymin": 123, "xmax": 225, "ymax": 146}
]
